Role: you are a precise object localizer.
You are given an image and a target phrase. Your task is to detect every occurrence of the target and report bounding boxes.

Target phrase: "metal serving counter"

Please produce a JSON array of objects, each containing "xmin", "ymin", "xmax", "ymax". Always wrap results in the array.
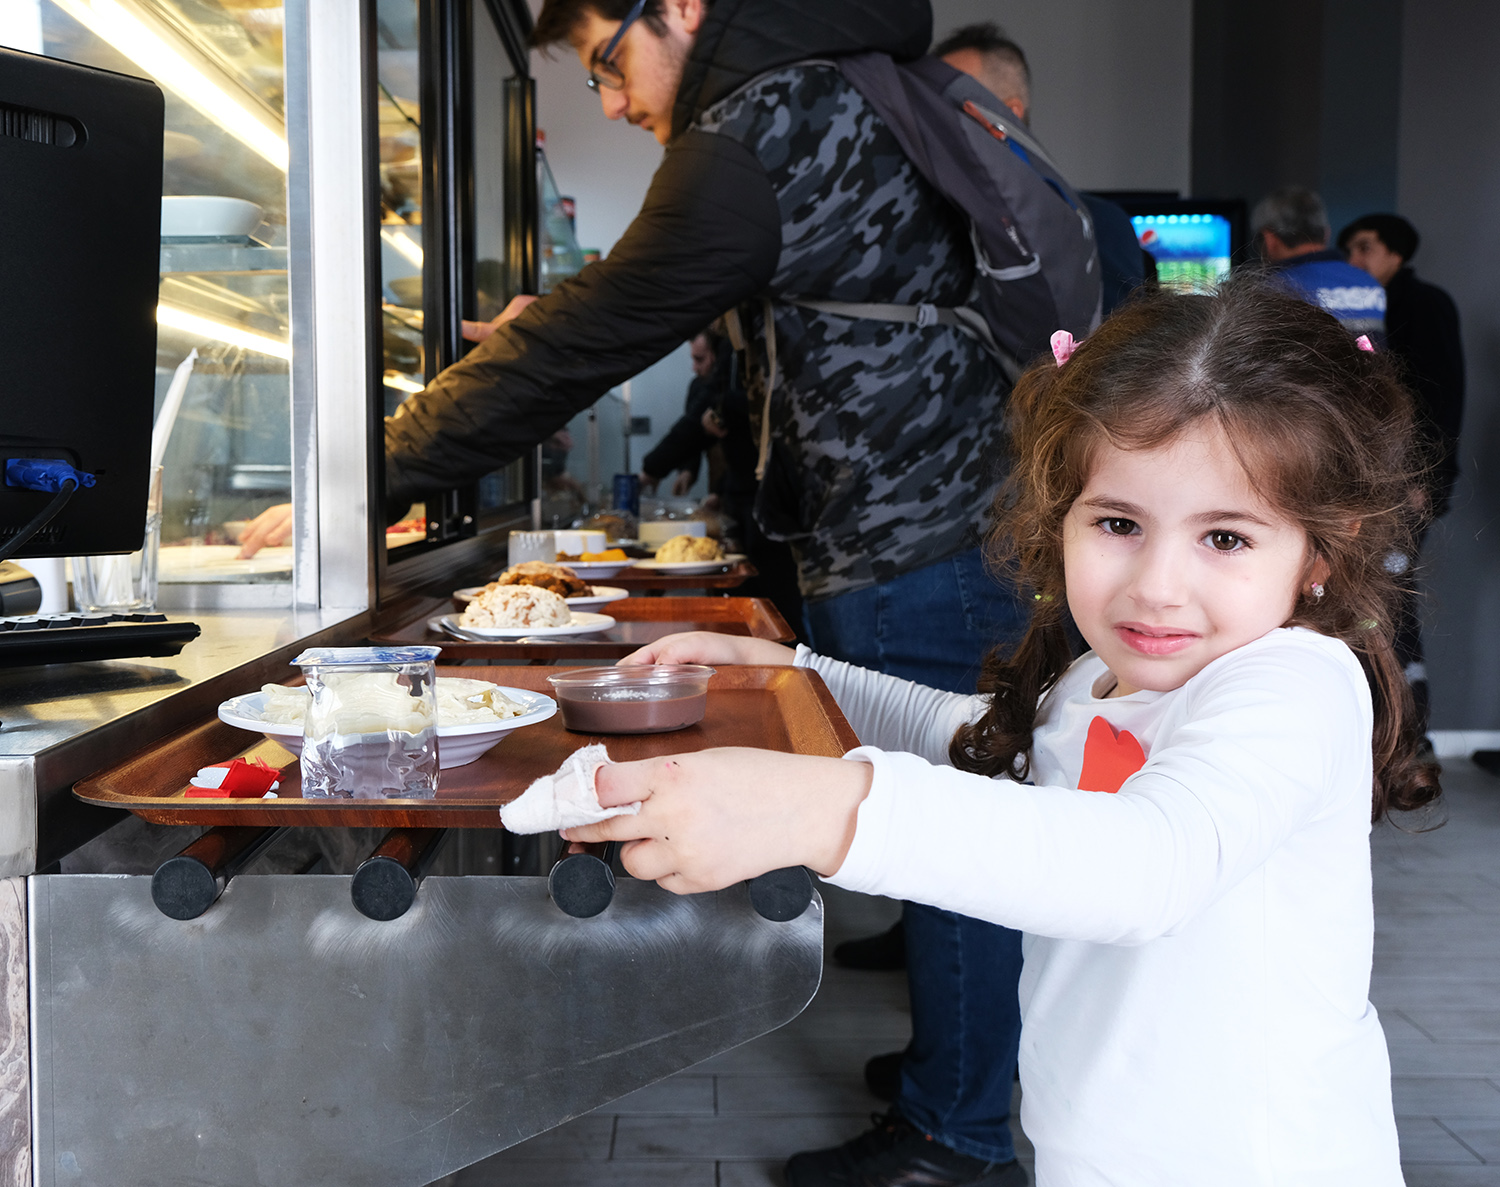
[
  {"xmin": 0, "ymin": 603, "xmax": 832, "ymax": 1186},
  {"xmin": 28, "ymin": 874, "xmax": 822, "ymax": 1186},
  {"xmin": 0, "ymin": 608, "xmax": 366, "ymax": 877}
]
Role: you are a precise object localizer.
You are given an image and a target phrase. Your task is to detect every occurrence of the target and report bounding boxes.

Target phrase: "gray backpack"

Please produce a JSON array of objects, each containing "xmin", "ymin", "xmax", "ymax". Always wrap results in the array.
[{"xmin": 795, "ymin": 52, "xmax": 1102, "ymax": 378}]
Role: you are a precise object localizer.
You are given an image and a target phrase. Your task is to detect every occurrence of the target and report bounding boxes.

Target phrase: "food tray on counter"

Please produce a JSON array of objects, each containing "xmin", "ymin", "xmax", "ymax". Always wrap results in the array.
[
  {"xmin": 73, "ymin": 664, "xmax": 857, "ymax": 829},
  {"xmin": 607, "ymin": 559, "xmax": 757, "ymax": 591},
  {"xmin": 372, "ymin": 595, "xmax": 794, "ymax": 660}
]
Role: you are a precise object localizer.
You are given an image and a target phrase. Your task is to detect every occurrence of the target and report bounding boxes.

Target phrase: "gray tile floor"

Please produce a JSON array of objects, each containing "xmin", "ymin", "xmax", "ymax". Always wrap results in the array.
[{"xmin": 442, "ymin": 758, "xmax": 1500, "ymax": 1186}]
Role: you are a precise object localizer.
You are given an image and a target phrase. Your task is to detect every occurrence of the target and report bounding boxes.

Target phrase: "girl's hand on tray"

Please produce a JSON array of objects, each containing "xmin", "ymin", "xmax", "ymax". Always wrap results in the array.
[
  {"xmin": 567, "ymin": 748, "xmax": 871, "ymax": 892},
  {"xmin": 617, "ymin": 632, "xmax": 795, "ymax": 667}
]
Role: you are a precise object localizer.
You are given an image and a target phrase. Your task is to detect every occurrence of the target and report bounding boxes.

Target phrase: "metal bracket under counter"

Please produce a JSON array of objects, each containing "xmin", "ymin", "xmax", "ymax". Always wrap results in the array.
[{"xmin": 29, "ymin": 873, "xmax": 823, "ymax": 1187}]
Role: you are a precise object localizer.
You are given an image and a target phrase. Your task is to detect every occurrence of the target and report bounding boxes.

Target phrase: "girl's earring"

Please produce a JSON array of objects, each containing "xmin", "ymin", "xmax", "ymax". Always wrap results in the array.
[{"xmin": 1310, "ymin": 582, "xmax": 1326, "ymax": 600}]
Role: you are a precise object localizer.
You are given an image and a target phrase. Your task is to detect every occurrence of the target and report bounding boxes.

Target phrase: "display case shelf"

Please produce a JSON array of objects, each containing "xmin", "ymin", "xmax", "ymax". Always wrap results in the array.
[{"xmin": 159, "ymin": 242, "xmax": 288, "ymax": 275}]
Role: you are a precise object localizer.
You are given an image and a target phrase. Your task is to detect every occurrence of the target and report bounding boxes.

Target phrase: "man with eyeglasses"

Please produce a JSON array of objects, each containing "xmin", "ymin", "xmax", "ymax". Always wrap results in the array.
[{"xmin": 383, "ymin": 7, "xmax": 1032, "ymax": 1182}]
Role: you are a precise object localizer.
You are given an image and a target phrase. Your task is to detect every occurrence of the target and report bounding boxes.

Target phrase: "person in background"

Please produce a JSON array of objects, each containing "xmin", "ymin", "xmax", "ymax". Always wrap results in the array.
[
  {"xmin": 1339, "ymin": 213, "xmax": 1464, "ymax": 519},
  {"xmin": 934, "ymin": 23, "xmax": 1145, "ymax": 315},
  {"xmin": 639, "ymin": 330, "xmax": 727, "ymax": 498},
  {"xmin": 1339, "ymin": 212, "xmax": 1465, "ymax": 745},
  {"xmin": 640, "ymin": 329, "xmax": 806, "ymax": 637},
  {"xmin": 1251, "ymin": 185, "xmax": 1386, "ymax": 342}
]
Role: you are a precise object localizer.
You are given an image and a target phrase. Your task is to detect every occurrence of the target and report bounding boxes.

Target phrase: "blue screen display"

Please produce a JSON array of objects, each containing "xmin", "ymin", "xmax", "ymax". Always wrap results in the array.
[{"xmin": 1131, "ymin": 213, "xmax": 1233, "ymax": 293}]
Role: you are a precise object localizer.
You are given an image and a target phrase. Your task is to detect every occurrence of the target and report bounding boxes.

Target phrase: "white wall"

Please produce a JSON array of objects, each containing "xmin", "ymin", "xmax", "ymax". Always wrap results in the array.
[
  {"xmin": 0, "ymin": 0, "xmax": 43, "ymax": 53},
  {"xmin": 931, "ymin": 0, "xmax": 1193, "ymax": 194},
  {"xmin": 1396, "ymin": 1, "xmax": 1500, "ymax": 729}
]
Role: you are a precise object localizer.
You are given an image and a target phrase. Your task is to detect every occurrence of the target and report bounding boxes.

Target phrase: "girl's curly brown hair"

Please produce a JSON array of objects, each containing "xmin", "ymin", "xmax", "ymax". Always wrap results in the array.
[{"xmin": 950, "ymin": 277, "xmax": 1440, "ymax": 822}]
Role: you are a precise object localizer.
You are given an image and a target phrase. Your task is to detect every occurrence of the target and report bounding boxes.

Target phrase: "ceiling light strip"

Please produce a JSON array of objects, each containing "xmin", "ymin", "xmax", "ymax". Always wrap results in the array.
[{"xmin": 157, "ymin": 303, "xmax": 292, "ymax": 359}]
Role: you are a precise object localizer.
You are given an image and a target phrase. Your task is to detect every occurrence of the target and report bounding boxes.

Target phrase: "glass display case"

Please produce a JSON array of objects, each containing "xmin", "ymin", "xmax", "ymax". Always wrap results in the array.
[
  {"xmin": 375, "ymin": 0, "xmax": 537, "ymax": 575},
  {"xmin": 22, "ymin": 0, "xmax": 296, "ymax": 599},
  {"xmin": 7, "ymin": 0, "xmax": 539, "ymax": 609}
]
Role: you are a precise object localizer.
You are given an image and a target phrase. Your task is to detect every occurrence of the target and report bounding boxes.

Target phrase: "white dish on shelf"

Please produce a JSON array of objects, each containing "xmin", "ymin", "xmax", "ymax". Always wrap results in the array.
[
  {"xmin": 544, "ymin": 558, "xmax": 635, "ymax": 578},
  {"xmin": 217, "ymin": 685, "xmax": 556, "ymax": 768},
  {"xmin": 434, "ymin": 612, "xmax": 616, "ymax": 640},
  {"xmin": 156, "ymin": 544, "xmax": 292, "ymax": 582},
  {"xmin": 638, "ymin": 520, "xmax": 706, "ymax": 547},
  {"xmin": 455, "ymin": 585, "xmax": 629, "ymax": 611},
  {"xmin": 631, "ymin": 553, "xmax": 745, "ymax": 576},
  {"xmin": 161, "ymin": 195, "xmax": 262, "ymax": 239}
]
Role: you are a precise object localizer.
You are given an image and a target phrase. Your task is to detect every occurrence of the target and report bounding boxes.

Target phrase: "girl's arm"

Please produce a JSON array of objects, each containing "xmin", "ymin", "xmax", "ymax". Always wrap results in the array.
[
  {"xmin": 621, "ymin": 634, "xmax": 981, "ymax": 763},
  {"xmin": 800, "ymin": 652, "xmax": 982, "ymax": 763},
  {"xmin": 581, "ymin": 749, "xmax": 872, "ymax": 893},
  {"xmin": 573, "ymin": 632, "xmax": 1372, "ymax": 945}
]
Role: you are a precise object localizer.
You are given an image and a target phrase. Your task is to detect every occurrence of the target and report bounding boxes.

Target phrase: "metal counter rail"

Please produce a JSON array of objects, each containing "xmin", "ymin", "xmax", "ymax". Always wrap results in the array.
[{"xmin": 29, "ymin": 872, "xmax": 823, "ymax": 1186}]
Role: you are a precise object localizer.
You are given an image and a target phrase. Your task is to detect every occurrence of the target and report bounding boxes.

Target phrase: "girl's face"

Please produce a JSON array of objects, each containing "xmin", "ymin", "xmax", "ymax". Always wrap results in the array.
[{"xmin": 1062, "ymin": 422, "xmax": 1315, "ymax": 697}]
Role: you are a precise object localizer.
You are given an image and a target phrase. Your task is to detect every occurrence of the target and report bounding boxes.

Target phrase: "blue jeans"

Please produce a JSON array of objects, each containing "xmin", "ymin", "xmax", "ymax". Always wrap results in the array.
[{"xmin": 804, "ymin": 547, "xmax": 1029, "ymax": 1163}]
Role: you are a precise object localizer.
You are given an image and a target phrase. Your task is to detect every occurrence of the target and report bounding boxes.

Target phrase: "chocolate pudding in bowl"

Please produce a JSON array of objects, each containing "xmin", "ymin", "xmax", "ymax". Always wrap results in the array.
[{"xmin": 547, "ymin": 665, "xmax": 715, "ymax": 734}]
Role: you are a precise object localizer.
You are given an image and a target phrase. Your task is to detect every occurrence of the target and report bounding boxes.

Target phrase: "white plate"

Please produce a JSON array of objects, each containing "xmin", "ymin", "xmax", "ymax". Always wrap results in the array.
[
  {"xmin": 161, "ymin": 195, "xmax": 262, "ymax": 238},
  {"xmin": 455, "ymin": 585, "xmax": 629, "ymax": 611},
  {"xmin": 631, "ymin": 553, "xmax": 745, "ymax": 575},
  {"xmin": 435, "ymin": 612, "xmax": 615, "ymax": 640},
  {"xmin": 548, "ymin": 558, "xmax": 635, "ymax": 578},
  {"xmin": 638, "ymin": 520, "xmax": 706, "ymax": 547},
  {"xmin": 217, "ymin": 686, "xmax": 556, "ymax": 769}
]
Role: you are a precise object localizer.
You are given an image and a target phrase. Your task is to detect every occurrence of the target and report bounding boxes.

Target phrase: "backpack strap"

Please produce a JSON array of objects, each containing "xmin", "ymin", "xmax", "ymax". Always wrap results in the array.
[
  {"xmin": 754, "ymin": 296, "xmax": 778, "ymax": 481},
  {"xmin": 788, "ymin": 297, "xmax": 1021, "ymax": 383}
]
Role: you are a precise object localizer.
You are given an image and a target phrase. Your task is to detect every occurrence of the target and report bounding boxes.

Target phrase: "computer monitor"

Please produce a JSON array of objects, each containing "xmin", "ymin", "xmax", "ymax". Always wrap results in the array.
[
  {"xmin": 1096, "ymin": 196, "xmax": 1248, "ymax": 295},
  {"xmin": 0, "ymin": 46, "xmax": 163, "ymax": 556}
]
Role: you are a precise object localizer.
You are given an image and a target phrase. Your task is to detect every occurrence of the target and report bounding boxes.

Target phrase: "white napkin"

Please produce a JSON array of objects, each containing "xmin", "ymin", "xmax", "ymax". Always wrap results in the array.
[{"xmin": 500, "ymin": 743, "xmax": 640, "ymax": 834}]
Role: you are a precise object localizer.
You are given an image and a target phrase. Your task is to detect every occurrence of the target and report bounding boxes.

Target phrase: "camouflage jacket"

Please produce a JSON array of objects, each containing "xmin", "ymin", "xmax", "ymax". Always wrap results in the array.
[
  {"xmin": 384, "ymin": 0, "xmax": 1007, "ymax": 601},
  {"xmin": 698, "ymin": 64, "xmax": 1007, "ymax": 600}
]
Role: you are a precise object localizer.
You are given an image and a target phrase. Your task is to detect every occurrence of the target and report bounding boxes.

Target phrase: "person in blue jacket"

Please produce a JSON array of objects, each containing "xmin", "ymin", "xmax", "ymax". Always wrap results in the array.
[{"xmin": 1251, "ymin": 185, "xmax": 1386, "ymax": 342}]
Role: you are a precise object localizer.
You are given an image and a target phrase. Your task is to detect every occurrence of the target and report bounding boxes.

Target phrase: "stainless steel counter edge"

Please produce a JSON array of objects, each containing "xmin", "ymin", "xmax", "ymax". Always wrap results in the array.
[{"xmin": 0, "ymin": 607, "xmax": 370, "ymax": 876}]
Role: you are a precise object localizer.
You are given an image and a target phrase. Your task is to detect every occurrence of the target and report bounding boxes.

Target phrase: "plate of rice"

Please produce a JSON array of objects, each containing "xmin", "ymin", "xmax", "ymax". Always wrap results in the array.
[
  {"xmin": 453, "ymin": 584, "xmax": 629, "ymax": 612},
  {"xmin": 446, "ymin": 583, "xmax": 614, "ymax": 637}
]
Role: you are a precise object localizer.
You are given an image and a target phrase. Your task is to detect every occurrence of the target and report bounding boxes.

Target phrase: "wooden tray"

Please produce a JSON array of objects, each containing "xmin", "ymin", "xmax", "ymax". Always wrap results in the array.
[
  {"xmin": 73, "ymin": 665, "xmax": 858, "ymax": 828},
  {"xmin": 370, "ymin": 595, "xmax": 794, "ymax": 661},
  {"xmin": 606, "ymin": 560, "xmax": 757, "ymax": 591}
]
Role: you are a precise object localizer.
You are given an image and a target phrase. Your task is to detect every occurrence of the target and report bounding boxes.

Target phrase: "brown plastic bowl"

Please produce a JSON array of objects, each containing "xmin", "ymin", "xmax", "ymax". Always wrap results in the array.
[{"xmin": 546, "ymin": 665, "xmax": 715, "ymax": 734}]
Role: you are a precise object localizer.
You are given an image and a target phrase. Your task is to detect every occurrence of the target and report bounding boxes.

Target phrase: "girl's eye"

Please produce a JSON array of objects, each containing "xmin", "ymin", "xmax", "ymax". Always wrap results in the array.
[
  {"xmin": 1097, "ymin": 517, "xmax": 1138, "ymax": 536},
  {"xmin": 1206, "ymin": 530, "xmax": 1246, "ymax": 552}
]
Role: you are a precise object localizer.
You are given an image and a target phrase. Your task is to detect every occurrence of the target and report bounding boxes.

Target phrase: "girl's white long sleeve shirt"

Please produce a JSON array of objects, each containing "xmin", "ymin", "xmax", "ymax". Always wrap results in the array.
[{"xmin": 799, "ymin": 627, "xmax": 1403, "ymax": 1187}]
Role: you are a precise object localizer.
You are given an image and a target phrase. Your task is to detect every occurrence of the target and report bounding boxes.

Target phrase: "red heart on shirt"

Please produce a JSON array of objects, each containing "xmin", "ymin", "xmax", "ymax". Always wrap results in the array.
[{"xmin": 1079, "ymin": 716, "xmax": 1146, "ymax": 794}]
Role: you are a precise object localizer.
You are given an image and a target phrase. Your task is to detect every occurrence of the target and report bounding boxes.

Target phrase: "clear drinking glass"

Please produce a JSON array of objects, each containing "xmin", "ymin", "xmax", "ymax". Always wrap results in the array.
[
  {"xmin": 72, "ymin": 466, "xmax": 163, "ymax": 613},
  {"xmin": 293, "ymin": 646, "xmax": 441, "ymax": 799},
  {"xmin": 507, "ymin": 529, "xmax": 556, "ymax": 564}
]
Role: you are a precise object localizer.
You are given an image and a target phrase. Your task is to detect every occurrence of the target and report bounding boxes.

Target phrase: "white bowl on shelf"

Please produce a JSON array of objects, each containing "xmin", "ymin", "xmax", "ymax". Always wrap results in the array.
[
  {"xmin": 161, "ymin": 195, "xmax": 263, "ymax": 239},
  {"xmin": 638, "ymin": 519, "xmax": 706, "ymax": 547}
]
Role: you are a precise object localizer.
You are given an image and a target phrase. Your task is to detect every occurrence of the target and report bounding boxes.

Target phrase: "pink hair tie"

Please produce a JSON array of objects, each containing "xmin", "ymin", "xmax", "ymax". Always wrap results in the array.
[
  {"xmin": 1355, "ymin": 335, "xmax": 1375, "ymax": 353},
  {"xmin": 1051, "ymin": 330, "xmax": 1076, "ymax": 367}
]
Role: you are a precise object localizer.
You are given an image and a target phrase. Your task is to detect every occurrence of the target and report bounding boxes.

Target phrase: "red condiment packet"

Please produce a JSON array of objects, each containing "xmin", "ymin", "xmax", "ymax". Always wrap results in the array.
[{"xmin": 184, "ymin": 756, "xmax": 284, "ymax": 798}]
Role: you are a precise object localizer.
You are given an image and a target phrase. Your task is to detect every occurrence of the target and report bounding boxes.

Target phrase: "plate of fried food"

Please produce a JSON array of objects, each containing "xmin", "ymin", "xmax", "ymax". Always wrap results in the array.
[
  {"xmin": 455, "ymin": 561, "xmax": 630, "ymax": 612},
  {"xmin": 630, "ymin": 534, "xmax": 744, "ymax": 575}
]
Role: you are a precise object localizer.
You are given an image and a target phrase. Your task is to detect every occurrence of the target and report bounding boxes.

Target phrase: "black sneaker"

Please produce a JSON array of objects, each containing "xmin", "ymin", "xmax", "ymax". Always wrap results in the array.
[
  {"xmin": 784, "ymin": 1111, "xmax": 1028, "ymax": 1186},
  {"xmin": 864, "ymin": 1050, "xmax": 903, "ymax": 1101},
  {"xmin": 833, "ymin": 919, "xmax": 906, "ymax": 970}
]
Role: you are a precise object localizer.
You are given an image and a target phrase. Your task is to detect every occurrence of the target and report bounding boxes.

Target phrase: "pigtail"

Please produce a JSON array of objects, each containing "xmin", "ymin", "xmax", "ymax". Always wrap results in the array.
[{"xmin": 951, "ymin": 601, "xmax": 1075, "ymax": 781}]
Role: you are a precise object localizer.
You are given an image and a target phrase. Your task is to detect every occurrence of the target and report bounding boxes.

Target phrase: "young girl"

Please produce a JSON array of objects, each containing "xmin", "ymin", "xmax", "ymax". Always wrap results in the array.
[{"xmin": 566, "ymin": 280, "xmax": 1441, "ymax": 1186}]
